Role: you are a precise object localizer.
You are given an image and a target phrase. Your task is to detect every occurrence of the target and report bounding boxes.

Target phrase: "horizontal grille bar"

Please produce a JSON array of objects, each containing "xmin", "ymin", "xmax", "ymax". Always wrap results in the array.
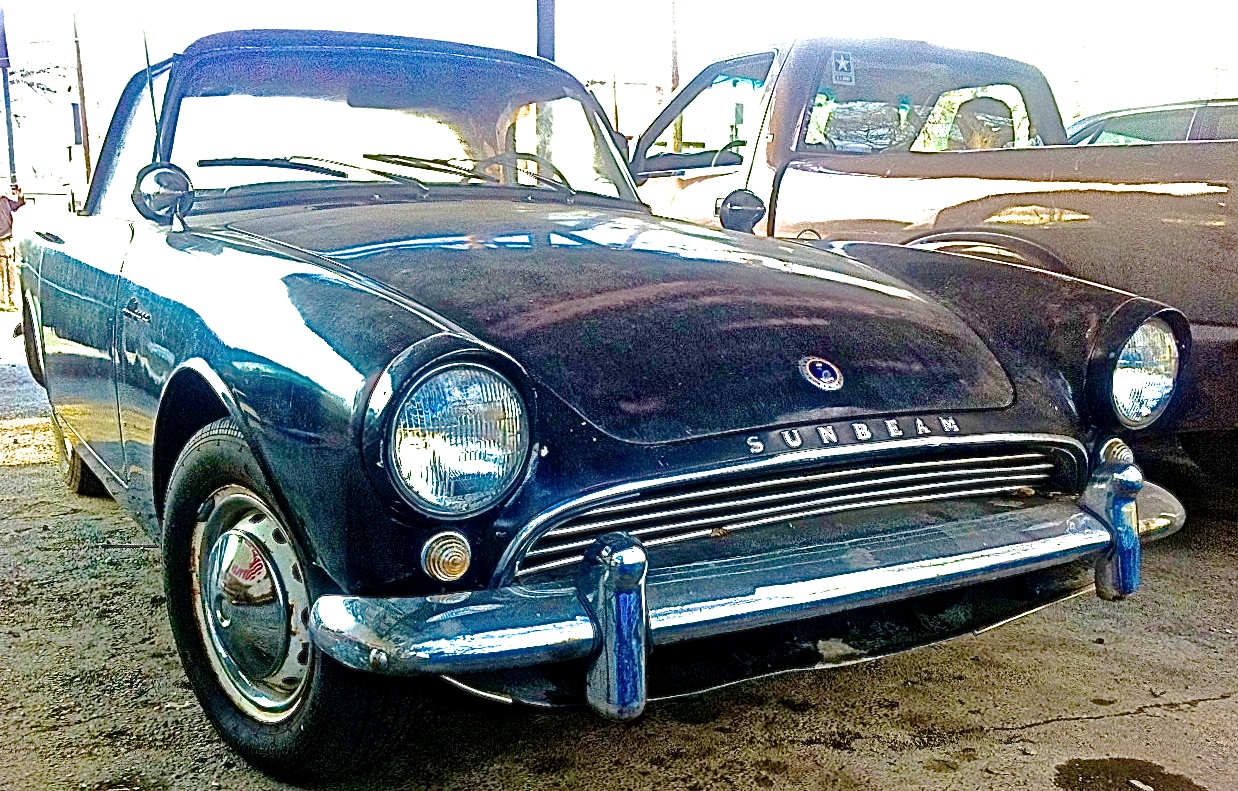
[
  {"xmin": 516, "ymin": 448, "xmax": 1064, "ymax": 578},
  {"xmin": 583, "ymin": 453, "xmax": 1046, "ymax": 518},
  {"xmin": 541, "ymin": 461, "xmax": 1053, "ymax": 541}
]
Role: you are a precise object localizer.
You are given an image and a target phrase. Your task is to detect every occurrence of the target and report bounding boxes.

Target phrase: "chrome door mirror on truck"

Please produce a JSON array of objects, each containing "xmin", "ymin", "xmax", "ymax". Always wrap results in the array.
[
  {"xmin": 718, "ymin": 189, "xmax": 766, "ymax": 234},
  {"xmin": 132, "ymin": 163, "xmax": 195, "ymax": 225}
]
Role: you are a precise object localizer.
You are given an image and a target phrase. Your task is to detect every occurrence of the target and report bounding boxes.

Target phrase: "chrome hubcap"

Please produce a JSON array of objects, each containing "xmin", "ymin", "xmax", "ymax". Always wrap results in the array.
[{"xmin": 191, "ymin": 485, "xmax": 312, "ymax": 722}]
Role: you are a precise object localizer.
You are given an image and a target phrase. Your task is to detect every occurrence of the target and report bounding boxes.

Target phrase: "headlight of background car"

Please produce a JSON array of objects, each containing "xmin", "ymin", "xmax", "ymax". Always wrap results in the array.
[
  {"xmin": 1111, "ymin": 317, "xmax": 1179, "ymax": 428},
  {"xmin": 389, "ymin": 363, "xmax": 530, "ymax": 517}
]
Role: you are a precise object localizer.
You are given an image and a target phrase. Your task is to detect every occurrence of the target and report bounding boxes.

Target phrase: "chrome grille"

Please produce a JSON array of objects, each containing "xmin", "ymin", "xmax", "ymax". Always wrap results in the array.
[{"xmin": 515, "ymin": 448, "xmax": 1069, "ymax": 578}]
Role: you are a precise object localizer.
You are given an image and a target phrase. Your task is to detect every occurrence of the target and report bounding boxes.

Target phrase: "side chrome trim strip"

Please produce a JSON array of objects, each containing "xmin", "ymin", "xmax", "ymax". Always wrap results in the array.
[{"xmin": 494, "ymin": 432, "xmax": 1087, "ymax": 584}]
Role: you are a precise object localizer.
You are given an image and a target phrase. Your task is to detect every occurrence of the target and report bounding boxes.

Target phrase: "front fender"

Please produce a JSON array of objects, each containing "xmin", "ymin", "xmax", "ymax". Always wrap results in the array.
[{"xmin": 825, "ymin": 241, "xmax": 1190, "ymax": 432}]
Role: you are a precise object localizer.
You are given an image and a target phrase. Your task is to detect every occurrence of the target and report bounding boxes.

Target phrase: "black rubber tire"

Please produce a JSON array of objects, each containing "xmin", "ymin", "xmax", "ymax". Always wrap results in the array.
[
  {"xmin": 49, "ymin": 410, "xmax": 110, "ymax": 497},
  {"xmin": 162, "ymin": 418, "xmax": 424, "ymax": 783}
]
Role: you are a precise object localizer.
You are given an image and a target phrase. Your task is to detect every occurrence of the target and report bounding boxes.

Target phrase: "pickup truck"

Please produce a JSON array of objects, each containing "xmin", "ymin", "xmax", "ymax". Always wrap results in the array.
[{"xmin": 630, "ymin": 38, "xmax": 1238, "ymax": 477}]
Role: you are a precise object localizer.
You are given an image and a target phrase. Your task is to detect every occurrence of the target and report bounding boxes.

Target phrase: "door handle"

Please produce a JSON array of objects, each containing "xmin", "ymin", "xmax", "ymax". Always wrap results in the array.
[
  {"xmin": 35, "ymin": 231, "xmax": 65, "ymax": 244},
  {"xmin": 122, "ymin": 297, "xmax": 152, "ymax": 324}
]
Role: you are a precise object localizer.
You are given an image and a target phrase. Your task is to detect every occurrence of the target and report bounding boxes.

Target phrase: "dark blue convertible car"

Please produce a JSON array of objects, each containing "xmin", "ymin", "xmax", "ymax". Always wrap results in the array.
[{"xmin": 16, "ymin": 30, "xmax": 1190, "ymax": 781}]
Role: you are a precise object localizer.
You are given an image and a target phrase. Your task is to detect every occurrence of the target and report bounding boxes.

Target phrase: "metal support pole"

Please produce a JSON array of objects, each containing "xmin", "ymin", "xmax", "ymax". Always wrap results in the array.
[
  {"xmin": 0, "ymin": 9, "xmax": 13, "ymax": 185},
  {"xmin": 1, "ymin": 67, "xmax": 13, "ymax": 185},
  {"xmin": 534, "ymin": 0, "xmax": 554, "ymax": 175},
  {"xmin": 536, "ymin": 0, "xmax": 554, "ymax": 61}
]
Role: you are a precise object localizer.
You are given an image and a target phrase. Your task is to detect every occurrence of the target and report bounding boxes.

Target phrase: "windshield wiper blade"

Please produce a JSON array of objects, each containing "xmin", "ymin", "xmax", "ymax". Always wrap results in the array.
[
  {"xmin": 469, "ymin": 152, "xmax": 575, "ymax": 196},
  {"xmin": 292, "ymin": 156, "xmax": 429, "ymax": 194},
  {"xmin": 197, "ymin": 157, "xmax": 349, "ymax": 178},
  {"xmin": 364, "ymin": 154, "xmax": 500, "ymax": 183}
]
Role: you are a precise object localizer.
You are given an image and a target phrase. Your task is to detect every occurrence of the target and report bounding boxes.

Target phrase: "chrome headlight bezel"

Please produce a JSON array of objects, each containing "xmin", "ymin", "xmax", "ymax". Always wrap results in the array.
[
  {"xmin": 385, "ymin": 360, "xmax": 532, "ymax": 520},
  {"xmin": 1089, "ymin": 308, "xmax": 1189, "ymax": 432},
  {"xmin": 1110, "ymin": 317, "xmax": 1180, "ymax": 429}
]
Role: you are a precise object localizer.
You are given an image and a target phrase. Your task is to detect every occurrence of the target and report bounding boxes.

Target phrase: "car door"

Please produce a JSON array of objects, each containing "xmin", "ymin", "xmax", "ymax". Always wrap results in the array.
[
  {"xmin": 631, "ymin": 51, "xmax": 776, "ymax": 226},
  {"xmin": 37, "ymin": 64, "xmax": 169, "ymax": 486},
  {"xmin": 36, "ymin": 213, "xmax": 131, "ymax": 478}
]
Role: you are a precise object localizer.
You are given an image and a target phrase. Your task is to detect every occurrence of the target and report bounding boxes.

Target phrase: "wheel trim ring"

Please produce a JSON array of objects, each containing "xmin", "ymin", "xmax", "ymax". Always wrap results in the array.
[{"xmin": 190, "ymin": 485, "xmax": 313, "ymax": 723}]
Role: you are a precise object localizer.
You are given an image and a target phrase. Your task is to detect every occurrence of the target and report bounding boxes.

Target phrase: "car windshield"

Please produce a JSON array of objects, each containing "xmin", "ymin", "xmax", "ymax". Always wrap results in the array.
[{"xmin": 167, "ymin": 48, "xmax": 636, "ymax": 201}]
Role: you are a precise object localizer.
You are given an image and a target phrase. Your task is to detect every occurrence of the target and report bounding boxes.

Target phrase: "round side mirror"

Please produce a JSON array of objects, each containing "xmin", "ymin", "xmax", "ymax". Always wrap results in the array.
[
  {"xmin": 132, "ymin": 163, "xmax": 195, "ymax": 224},
  {"xmin": 718, "ymin": 189, "xmax": 766, "ymax": 234}
]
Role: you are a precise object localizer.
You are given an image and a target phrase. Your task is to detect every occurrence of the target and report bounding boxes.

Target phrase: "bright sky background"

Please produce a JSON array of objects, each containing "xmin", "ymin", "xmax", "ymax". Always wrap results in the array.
[{"xmin": 5, "ymin": 0, "xmax": 1238, "ymax": 194}]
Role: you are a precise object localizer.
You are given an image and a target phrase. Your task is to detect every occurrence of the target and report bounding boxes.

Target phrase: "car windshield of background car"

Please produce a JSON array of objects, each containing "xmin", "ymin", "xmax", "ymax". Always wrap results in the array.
[{"xmin": 168, "ymin": 50, "xmax": 628, "ymax": 199}]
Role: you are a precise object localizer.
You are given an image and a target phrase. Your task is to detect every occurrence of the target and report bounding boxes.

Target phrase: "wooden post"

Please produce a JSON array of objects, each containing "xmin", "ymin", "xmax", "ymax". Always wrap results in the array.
[
  {"xmin": 73, "ymin": 17, "xmax": 92, "ymax": 184},
  {"xmin": 670, "ymin": 0, "xmax": 681, "ymax": 153}
]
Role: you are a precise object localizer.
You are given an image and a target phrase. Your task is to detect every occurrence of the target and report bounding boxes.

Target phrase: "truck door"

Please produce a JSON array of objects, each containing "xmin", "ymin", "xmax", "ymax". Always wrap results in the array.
[{"xmin": 631, "ymin": 52, "xmax": 775, "ymax": 227}]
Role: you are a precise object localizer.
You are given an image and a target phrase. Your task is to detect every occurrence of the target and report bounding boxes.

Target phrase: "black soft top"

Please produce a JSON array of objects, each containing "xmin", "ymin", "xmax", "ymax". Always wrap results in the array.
[{"xmin": 182, "ymin": 29, "xmax": 565, "ymax": 75}]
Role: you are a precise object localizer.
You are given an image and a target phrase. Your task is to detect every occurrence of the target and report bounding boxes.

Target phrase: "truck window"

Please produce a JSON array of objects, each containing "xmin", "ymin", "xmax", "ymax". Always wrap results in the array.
[
  {"xmin": 642, "ymin": 52, "xmax": 774, "ymax": 173},
  {"xmin": 801, "ymin": 66, "xmax": 933, "ymax": 154},
  {"xmin": 911, "ymin": 85, "xmax": 1033, "ymax": 151}
]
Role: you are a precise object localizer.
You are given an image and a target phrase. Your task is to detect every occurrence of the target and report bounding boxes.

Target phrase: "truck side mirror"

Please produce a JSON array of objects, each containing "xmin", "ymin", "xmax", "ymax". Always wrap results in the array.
[
  {"xmin": 718, "ymin": 189, "xmax": 766, "ymax": 234},
  {"xmin": 132, "ymin": 162, "xmax": 195, "ymax": 225}
]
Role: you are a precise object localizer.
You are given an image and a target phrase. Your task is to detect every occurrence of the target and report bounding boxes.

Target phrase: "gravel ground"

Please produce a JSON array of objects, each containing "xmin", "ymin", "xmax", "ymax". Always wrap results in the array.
[{"xmin": 1, "ymin": 329, "xmax": 1235, "ymax": 791}]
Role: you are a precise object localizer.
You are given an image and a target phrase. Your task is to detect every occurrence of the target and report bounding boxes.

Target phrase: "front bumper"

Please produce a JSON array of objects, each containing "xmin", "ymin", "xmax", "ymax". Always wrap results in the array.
[{"xmin": 310, "ymin": 464, "xmax": 1183, "ymax": 719}]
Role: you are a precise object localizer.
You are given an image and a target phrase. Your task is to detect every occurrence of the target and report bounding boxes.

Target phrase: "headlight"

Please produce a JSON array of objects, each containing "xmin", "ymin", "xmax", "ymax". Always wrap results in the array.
[
  {"xmin": 389, "ymin": 363, "xmax": 530, "ymax": 517},
  {"xmin": 1111, "ymin": 317, "xmax": 1179, "ymax": 428}
]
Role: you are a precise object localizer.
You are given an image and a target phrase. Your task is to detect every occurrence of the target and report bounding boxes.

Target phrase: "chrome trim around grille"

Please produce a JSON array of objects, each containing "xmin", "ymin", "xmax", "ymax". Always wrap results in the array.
[
  {"xmin": 494, "ymin": 433, "xmax": 1088, "ymax": 585},
  {"xmin": 518, "ymin": 482, "xmax": 1048, "ymax": 578},
  {"xmin": 538, "ymin": 460, "xmax": 1052, "ymax": 543}
]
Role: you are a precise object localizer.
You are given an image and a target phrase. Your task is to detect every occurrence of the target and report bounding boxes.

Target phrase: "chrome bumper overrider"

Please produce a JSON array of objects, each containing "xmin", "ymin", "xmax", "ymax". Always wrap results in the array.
[{"xmin": 310, "ymin": 464, "xmax": 1183, "ymax": 720}]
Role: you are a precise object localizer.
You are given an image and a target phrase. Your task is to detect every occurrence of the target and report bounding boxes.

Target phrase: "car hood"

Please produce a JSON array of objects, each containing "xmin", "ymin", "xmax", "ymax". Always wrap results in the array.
[{"xmin": 225, "ymin": 200, "xmax": 1013, "ymax": 444}]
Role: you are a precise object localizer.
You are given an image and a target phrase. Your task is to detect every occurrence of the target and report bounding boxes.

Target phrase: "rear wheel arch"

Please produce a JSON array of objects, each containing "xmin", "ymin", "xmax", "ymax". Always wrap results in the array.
[{"xmin": 20, "ymin": 290, "xmax": 45, "ymax": 388}]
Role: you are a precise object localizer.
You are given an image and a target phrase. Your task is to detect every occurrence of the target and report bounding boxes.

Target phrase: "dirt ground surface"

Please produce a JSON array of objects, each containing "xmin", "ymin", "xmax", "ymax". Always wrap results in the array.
[{"xmin": 1, "ymin": 329, "xmax": 1236, "ymax": 791}]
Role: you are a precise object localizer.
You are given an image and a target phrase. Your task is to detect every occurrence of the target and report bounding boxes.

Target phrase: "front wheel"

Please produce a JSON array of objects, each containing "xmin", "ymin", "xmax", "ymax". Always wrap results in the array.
[{"xmin": 162, "ymin": 418, "xmax": 422, "ymax": 782}]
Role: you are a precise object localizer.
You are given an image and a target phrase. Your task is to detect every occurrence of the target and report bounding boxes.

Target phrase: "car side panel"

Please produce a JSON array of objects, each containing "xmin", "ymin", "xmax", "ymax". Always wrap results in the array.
[
  {"xmin": 36, "ymin": 214, "xmax": 134, "ymax": 480},
  {"xmin": 112, "ymin": 227, "xmax": 444, "ymax": 591}
]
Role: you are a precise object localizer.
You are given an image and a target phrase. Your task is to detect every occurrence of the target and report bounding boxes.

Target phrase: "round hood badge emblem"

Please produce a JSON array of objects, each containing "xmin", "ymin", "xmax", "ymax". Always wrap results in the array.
[{"xmin": 799, "ymin": 357, "xmax": 844, "ymax": 391}]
